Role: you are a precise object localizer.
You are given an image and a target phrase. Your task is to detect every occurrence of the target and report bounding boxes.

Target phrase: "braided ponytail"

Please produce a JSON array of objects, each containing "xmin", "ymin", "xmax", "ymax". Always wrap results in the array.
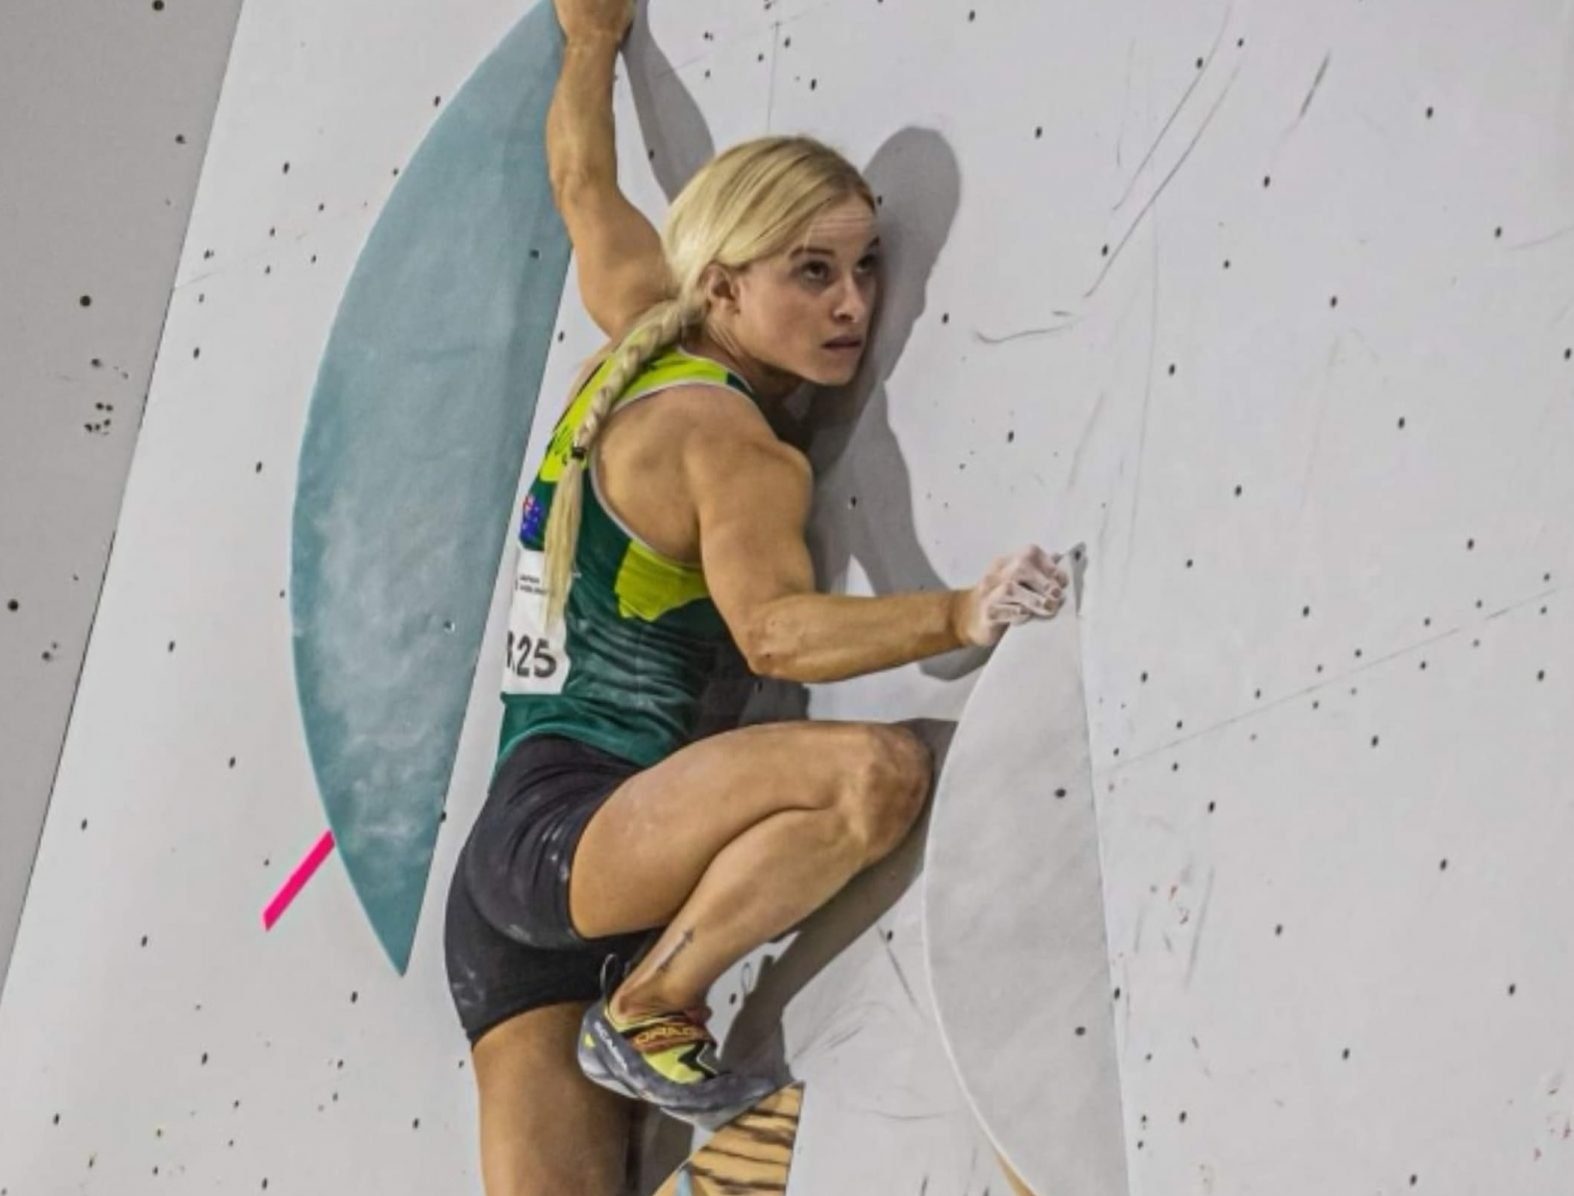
[{"xmin": 541, "ymin": 295, "xmax": 702, "ymax": 628}]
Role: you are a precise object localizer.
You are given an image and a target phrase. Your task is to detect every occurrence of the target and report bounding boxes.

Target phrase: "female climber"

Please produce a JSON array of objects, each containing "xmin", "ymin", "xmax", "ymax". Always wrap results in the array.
[{"xmin": 443, "ymin": 2, "xmax": 1070, "ymax": 1191}]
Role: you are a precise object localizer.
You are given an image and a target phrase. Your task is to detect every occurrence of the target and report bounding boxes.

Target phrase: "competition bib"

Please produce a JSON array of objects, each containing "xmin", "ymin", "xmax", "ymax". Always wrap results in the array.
[{"xmin": 502, "ymin": 546, "xmax": 570, "ymax": 695}]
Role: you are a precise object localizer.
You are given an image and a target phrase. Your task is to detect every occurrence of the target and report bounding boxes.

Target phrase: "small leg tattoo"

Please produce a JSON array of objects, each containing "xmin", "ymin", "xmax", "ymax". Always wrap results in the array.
[{"xmin": 651, "ymin": 928, "xmax": 695, "ymax": 976}]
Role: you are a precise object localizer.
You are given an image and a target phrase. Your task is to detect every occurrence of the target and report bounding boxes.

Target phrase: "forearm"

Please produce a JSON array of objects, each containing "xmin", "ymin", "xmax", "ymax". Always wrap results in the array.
[
  {"xmin": 750, "ymin": 590, "xmax": 969, "ymax": 683},
  {"xmin": 547, "ymin": 34, "xmax": 622, "ymax": 191}
]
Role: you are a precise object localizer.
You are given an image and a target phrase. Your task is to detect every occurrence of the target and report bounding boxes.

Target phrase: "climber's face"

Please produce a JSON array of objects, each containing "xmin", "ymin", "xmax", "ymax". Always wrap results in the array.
[{"xmin": 697, "ymin": 195, "xmax": 881, "ymax": 401}]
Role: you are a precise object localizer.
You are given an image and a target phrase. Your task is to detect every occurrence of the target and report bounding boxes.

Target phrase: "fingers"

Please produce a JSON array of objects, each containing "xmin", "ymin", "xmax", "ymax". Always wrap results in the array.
[
  {"xmin": 1007, "ymin": 546, "xmax": 1070, "ymax": 589},
  {"xmin": 1007, "ymin": 564, "xmax": 1066, "ymax": 604},
  {"xmin": 1021, "ymin": 568, "xmax": 1067, "ymax": 598},
  {"xmin": 1004, "ymin": 579, "xmax": 1053, "ymax": 613},
  {"xmin": 1000, "ymin": 546, "xmax": 1073, "ymax": 617},
  {"xmin": 990, "ymin": 580, "xmax": 1063, "ymax": 622},
  {"xmin": 1027, "ymin": 545, "xmax": 1070, "ymax": 584},
  {"xmin": 974, "ymin": 544, "xmax": 1076, "ymax": 640},
  {"xmin": 985, "ymin": 597, "xmax": 1037, "ymax": 626}
]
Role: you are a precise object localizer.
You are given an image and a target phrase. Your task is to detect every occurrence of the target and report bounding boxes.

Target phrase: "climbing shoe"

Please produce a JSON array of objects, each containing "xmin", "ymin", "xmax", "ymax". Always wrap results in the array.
[{"xmin": 576, "ymin": 954, "xmax": 780, "ymax": 1130}]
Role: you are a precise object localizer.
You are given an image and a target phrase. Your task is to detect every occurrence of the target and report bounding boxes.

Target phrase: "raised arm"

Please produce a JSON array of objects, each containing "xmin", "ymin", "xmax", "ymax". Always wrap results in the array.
[{"xmin": 546, "ymin": 18, "xmax": 672, "ymax": 340}]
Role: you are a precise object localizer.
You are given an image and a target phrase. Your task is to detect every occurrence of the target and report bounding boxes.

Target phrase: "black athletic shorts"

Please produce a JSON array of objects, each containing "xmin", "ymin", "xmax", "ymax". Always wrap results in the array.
[{"xmin": 444, "ymin": 733, "xmax": 657, "ymax": 1048}]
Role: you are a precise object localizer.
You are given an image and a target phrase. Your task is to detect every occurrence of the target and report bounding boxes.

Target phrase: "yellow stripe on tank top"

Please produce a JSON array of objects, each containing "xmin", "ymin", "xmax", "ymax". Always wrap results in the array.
[
  {"xmin": 540, "ymin": 350, "xmax": 725, "ymax": 485},
  {"xmin": 614, "ymin": 539, "xmax": 711, "ymax": 621}
]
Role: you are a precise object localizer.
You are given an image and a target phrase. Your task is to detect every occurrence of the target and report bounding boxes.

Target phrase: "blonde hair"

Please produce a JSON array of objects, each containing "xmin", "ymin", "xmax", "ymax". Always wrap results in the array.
[{"xmin": 542, "ymin": 134, "xmax": 876, "ymax": 627}]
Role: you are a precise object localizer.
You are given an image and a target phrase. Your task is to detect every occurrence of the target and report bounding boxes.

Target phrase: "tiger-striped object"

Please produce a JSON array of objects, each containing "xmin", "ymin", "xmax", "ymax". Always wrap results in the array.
[{"xmin": 653, "ymin": 1083, "xmax": 805, "ymax": 1195}]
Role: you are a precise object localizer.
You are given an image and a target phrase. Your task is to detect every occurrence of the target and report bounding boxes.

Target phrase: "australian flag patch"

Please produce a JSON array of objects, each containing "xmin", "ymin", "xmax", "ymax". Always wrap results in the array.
[{"xmin": 519, "ymin": 490, "xmax": 547, "ymax": 544}]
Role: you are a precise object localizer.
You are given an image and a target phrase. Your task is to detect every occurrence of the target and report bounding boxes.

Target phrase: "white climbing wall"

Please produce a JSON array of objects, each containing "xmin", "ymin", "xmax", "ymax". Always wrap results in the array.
[
  {"xmin": 0, "ymin": 0, "xmax": 245, "ymax": 1004},
  {"xmin": 4, "ymin": 0, "xmax": 1574, "ymax": 1193}
]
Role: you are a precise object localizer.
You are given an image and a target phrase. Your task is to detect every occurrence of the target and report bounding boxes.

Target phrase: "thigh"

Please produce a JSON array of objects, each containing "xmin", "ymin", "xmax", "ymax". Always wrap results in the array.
[
  {"xmin": 470, "ymin": 1001, "xmax": 634, "ymax": 1196},
  {"xmin": 568, "ymin": 718, "xmax": 928, "ymax": 941}
]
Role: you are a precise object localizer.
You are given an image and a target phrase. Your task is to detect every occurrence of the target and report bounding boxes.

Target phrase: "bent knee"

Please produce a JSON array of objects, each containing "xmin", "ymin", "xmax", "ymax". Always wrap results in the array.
[{"xmin": 841, "ymin": 724, "xmax": 933, "ymax": 857}]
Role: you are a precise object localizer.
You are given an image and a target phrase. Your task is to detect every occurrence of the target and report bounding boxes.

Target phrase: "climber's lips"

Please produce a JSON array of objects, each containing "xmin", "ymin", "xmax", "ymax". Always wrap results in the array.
[{"xmin": 824, "ymin": 338, "xmax": 864, "ymax": 351}]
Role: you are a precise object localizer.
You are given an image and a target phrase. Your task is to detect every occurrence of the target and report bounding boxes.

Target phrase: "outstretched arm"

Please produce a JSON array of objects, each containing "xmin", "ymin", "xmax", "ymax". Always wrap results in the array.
[
  {"xmin": 684, "ymin": 392, "xmax": 970, "ymax": 683},
  {"xmin": 547, "ymin": 9, "xmax": 671, "ymax": 340}
]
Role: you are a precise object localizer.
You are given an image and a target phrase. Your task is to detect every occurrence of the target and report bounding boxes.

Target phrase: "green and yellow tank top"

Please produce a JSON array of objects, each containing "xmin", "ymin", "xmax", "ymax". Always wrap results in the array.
[{"xmin": 495, "ymin": 345, "xmax": 759, "ymax": 772}]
